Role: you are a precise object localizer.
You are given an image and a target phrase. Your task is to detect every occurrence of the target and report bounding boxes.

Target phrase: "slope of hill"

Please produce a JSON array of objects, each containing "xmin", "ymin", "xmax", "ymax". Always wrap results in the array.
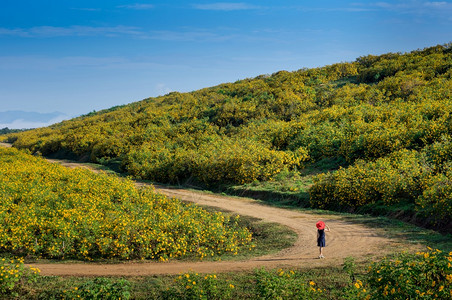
[{"xmin": 6, "ymin": 44, "xmax": 452, "ymax": 231}]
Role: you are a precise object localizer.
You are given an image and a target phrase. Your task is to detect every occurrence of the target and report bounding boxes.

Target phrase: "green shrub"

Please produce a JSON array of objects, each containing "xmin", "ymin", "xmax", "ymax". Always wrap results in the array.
[
  {"xmin": 310, "ymin": 149, "xmax": 428, "ymax": 211},
  {"xmin": 417, "ymin": 170, "xmax": 452, "ymax": 227},
  {"xmin": 0, "ymin": 258, "xmax": 40, "ymax": 298},
  {"xmin": 366, "ymin": 248, "xmax": 452, "ymax": 299},
  {"xmin": 164, "ymin": 272, "xmax": 234, "ymax": 300},
  {"xmin": 58, "ymin": 278, "xmax": 131, "ymax": 300},
  {"xmin": 254, "ymin": 268, "xmax": 323, "ymax": 300}
]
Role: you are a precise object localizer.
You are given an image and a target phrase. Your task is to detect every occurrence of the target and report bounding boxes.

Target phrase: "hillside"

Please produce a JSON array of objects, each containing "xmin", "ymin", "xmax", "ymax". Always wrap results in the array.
[{"xmin": 5, "ymin": 44, "xmax": 452, "ymax": 231}]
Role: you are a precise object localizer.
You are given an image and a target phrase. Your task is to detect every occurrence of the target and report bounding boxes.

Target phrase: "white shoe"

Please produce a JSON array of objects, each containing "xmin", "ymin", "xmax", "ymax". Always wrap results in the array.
[{"xmin": 319, "ymin": 255, "xmax": 324, "ymax": 259}]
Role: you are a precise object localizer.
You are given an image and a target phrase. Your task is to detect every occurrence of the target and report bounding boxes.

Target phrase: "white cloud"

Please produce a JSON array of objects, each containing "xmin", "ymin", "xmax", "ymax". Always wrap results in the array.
[
  {"xmin": 0, "ymin": 28, "xmax": 23, "ymax": 36},
  {"xmin": 70, "ymin": 7, "xmax": 101, "ymax": 12},
  {"xmin": 155, "ymin": 83, "xmax": 173, "ymax": 96},
  {"xmin": 193, "ymin": 2, "xmax": 262, "ymax": 11},
  {"xmin": 283, "ymin": 4, "xmax": 376, "ymax": 13},
  {"xmin": 118, "ymin": 3, "xmax": 155, "ymax": 10},
  {"xmin": 373, "ymin": 0, "xmax": 452, "ymax": 11},
  {"xmin": 0, "ymin": 115, "xmax": 69, "ymax": 130},
  {"xmin": 424, "ymin": 1, "xmax": 449, "ymax": 7},
  {"xmin": 146, "ymin": 29, "xmax": 234, "ymax": 41},
  {"xmin": 0, "ymin": 25, "xmax": 237, "ymax": 41},
  {"xmin": 0, "ymin": 25, "xmax": 143, "ymax": 38},
  {"xmin": 0, "ymin": 55, "xmax": 195, "ymax": 74}
]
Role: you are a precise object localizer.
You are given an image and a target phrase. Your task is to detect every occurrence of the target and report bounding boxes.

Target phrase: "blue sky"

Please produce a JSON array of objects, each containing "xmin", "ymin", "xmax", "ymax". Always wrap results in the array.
[{"xmin": 1, "ymin": 1, "xmax": 451, "ymax": 128}]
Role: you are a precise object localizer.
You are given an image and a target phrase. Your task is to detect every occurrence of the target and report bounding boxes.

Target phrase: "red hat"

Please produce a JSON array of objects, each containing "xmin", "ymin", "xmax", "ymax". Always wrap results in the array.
[{"xmin": 316, "ymin": 221, "xmax": 325, "ymax": 230}]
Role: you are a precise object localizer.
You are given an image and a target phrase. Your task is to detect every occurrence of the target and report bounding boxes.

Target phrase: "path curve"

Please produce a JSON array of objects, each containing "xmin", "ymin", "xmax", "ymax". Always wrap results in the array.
[{"xmin": 0, "ymin": 143, "xmax": 413, "ymax": 276}]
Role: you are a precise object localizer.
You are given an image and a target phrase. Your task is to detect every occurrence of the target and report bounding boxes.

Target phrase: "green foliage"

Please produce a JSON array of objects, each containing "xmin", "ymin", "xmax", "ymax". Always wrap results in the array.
[
  {"xmin": 310, "ymin": 143, "xmax": 452, "ymax": 227},
  {"xmin": 254, "ymin": 268, "xmax": 323, "ymax": 299},
  {"xmin": 164, "ymin": 272, "xmax": 234, "ymax": 300},
  {"xmin": 366, "ymin": 248, "xmax": 452, "ymax": 299},
  {"xmin": 63, "ymin": 278, "xmax": 131, "ymax": 300},
  {"xmin": 125, "ymin": 136, "xmax": 307, "ymax": 185},
  {"xmin": 164, "ymin": 269, "xmax": 324, "ymax": 300},
  {"xmin": 310, "ymin": 149, "xmax": 429, "ymax": 210},
  {"xmin": 417, "ymin": 169, "xmax": 452, "ymax": 227},
  {"xmin": 0, "ymin": 258, "xmax": 40, "ymax": 298},
  {"xmin": 10, "ymin": 249, "xmax": 452, "ymax": 299},
  {"xmin": 0, "ymin": 127, "xmax": 27, "ymax": 135},
  {"xmin": 343, "ymin": 257, "xmax": 356, "ymax": 282},
  {"xmin": 38, "ymin": 277, "xmax": 131, "ymax": 300}
]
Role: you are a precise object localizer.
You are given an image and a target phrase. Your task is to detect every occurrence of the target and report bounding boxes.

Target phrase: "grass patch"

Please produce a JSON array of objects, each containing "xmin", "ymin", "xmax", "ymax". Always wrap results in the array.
[
  {"xmin": 18, "ymin": 262, "xmax": 366, "ymax": 299},
  {"xmin": 222, "ymin": 157, "xmax": 348, "ymax": 208},
  {"xmin": 340, "ymin": 213, "xmax": 452, "ymax": 252},
  {"xmin": 225, "ymin": 169, "xmax": 312, "ymax": 207},
  {"xmin": 218, "ymin": 214, "xmax": 297, "ymax": 260}
]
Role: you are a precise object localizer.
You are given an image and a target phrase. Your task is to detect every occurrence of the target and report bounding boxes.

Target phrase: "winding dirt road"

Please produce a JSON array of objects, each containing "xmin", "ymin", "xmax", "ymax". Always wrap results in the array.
[{"xmin": 1, "ymin": 143, "xmax": 419, "ymax": 276}]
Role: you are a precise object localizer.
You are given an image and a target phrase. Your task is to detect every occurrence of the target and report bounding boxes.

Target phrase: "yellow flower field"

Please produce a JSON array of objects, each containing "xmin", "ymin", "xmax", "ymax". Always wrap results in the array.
[{"xmin": 0, "ymin": 147, "xmax": 253, "ymax": 260}]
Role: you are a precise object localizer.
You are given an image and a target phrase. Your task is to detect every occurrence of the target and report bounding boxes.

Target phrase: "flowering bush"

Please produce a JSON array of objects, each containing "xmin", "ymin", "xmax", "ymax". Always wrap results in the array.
[
  {"xmin": 125, "ymin": 137, "xmax": 308, "ymax": 185},
  {"xmin": 0, "ymin": 258, "xmax": 40, "ymax": 297},
  {"xmin": 417, "ymin": 169, "xmax": 452, "ymax": 227},
  {"xmin": 62, "ymin": 278, "xmax": 131, "ymax": 300},
  {"xmin": 166, "ymin": 272, "xmax": 234, "ymax": 300},
  {"xmin": 366, "ymin": 248, "xmax": 452, "ymax": 299},
  {"xmin": 254, "ymin": 268, "xmax": 324, "ymax": 300},
  {"xmin": 310, "ymin": 149, "xmax": 428, "ymax": 210},
  {"xmin": 0, "ymin": 147, "xmax": 254, "ymax": 260}
]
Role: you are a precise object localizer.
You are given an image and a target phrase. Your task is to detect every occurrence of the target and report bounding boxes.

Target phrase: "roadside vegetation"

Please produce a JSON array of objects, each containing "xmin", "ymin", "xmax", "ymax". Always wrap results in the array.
[{"xmin": 4, "ymin": 247, "xmax": 452, "ymax": 299}]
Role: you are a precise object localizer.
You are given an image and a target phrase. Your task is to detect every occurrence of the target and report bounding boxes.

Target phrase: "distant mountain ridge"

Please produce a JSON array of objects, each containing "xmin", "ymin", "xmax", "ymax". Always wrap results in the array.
[
  {"xmin": 0, "ymin": 110, "xmax": 67, "ymax": 129},
  {"xmin": 0, "ymin": 110, "xmax": 64, "ymax": 123}
]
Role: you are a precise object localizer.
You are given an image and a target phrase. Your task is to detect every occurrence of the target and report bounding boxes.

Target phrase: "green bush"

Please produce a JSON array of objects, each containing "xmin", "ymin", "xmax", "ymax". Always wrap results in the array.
[
  {"xmin": 0, "ymin": 258, "xmax": 40, "ymax": 298},
  {"xmin": 164, "ymin": 272, "xmax": 234, "ymax": 300},
  {"xmin": 254, "ymin": 268, "xmax": 323, "ymax": 300},
  {"xmin": 417, "ymin": 170, "xmax": 452, "ymax": 227},
  {"xmin": 310, "ymin": 149, "xmax": 428, "ymax": 211},
  {"xmin": 366, "ymin": 248, "xmax": 452, "ymax": 299},
  {"xmin": 44, "ymin": 278, "xmax": 131, "ymax": 300},
  {"xmin": 73, "ymin": 278, "xmax": 130, "ymax": 300}
]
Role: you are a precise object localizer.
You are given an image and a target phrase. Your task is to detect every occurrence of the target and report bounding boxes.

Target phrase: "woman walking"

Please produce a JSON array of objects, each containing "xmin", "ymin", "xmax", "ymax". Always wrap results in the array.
[{"xmin": 316, "ymin": 221, "xmax": 330, "ymax": 259}]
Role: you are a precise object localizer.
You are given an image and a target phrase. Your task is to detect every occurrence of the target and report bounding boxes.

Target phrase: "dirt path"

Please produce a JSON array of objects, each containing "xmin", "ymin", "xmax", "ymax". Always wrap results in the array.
[{"xmin": 1, "ymin": 143, "xmax": 419, "ymax": 276}]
